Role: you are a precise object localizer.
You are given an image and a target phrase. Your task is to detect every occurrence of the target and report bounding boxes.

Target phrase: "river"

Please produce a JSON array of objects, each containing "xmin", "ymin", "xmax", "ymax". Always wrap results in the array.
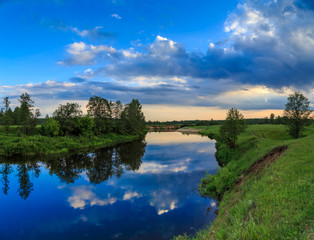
[{"xmin": 0, "ymin": 132, "xmax": 218, "ymax": 240}]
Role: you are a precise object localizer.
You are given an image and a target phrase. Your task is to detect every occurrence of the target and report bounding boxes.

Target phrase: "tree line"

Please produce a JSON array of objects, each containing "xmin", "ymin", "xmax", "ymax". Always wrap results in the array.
[
  {"xmin": 146, "ymin": 114, "xmax": 309, "ymax": 127},
  {"xmin": 0, "ymin": 93, "xmax": 146, "ymax": 137}
]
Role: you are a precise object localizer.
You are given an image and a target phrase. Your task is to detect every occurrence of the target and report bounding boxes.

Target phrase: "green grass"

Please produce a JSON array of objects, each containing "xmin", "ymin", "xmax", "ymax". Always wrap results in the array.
[
  {"xmin": 175, "ymin": 124, "xmax": 314, "ymax": 240},
  {"xmin": 0, "ymin": 125, "xmax": 141, "ymax": 157}
]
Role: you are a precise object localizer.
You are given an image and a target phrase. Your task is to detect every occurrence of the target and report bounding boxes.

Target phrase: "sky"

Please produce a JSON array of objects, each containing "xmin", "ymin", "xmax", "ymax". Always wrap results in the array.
[{"xmin": 0, "ymin": 0, "xmax": 313, "ymax": 120}]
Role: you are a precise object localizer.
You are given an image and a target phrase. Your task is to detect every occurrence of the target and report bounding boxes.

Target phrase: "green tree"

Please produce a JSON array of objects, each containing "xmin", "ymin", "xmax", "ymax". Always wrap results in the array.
[
  {"xmin": 87, "ymin": 96, "xmax": 113, "ymax": 134},
  {"xmin": 112, "ymin": 100, "xmax": 124, "ymax": 133},
  {"xmin": 270, "ymin": 113, "xmax": 275, "ymax": 124},
  {"xmin": 18, "ymin": 93, "xmax": 41, "ymax": 135},
  {"xmin": 219, "ymin": 108, "xmax": 247, "ymax": 148},
  {"xmin": 12, "ymin": 106, "xmax": 21, "ymax": 125},
  {"xmin": 2, "ymin": 97, "xmax": 13, "ymax": 135},
  {"xmin": 284, "ymin": 91, "xmax": 312, "ymax": 138},
  {"xmin": 53, "ymin": 103, "xmax": 82, "ymax": 135},
  {"xmin": 121, "ymin": 99, "xmax": 146, "ymax": 134},
  {"xmin": 41, "ymin": 118, "xmax": 61, "ymax": 137}
]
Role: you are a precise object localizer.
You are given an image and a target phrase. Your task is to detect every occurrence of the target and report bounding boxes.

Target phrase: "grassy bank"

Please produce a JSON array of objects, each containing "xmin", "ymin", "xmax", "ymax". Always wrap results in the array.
[
  {"xmin": 0, "ymin": 126, "xmax": 142, "ymax": 157},
  {"xmin": 176, "ymin": 124, "xmax": 314, "ymax": 239}
]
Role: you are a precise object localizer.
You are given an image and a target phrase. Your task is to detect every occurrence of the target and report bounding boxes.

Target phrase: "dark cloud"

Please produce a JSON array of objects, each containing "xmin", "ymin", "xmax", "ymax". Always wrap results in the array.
[
  {"xmin": 60, "ymin": 0, "xmax": 314, "ymax": 90},
  {"xmin": 4, "ymin": 78, "xmax": 297, "ymax": 111},
  {"xmin": 91, "ymin": 0, "xmax": 314, "ymax": 89},
  {"xmin": 69, "ymin": 77, "xmax": 86, "ymax": 83}
]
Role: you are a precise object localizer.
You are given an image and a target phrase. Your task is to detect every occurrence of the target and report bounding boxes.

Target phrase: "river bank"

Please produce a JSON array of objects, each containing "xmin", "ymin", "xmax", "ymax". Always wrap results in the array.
[
  {"xmin": 175, "ymin": 124, "xmax": 314, "ymax": 239},
  {"xmin": 0, "ymin": 130, "xmax": 143, "ymax": 157}
]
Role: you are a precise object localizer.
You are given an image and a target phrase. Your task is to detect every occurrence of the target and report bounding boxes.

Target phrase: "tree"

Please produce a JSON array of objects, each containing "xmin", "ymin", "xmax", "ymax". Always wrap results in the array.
[
  {"xmin": 284, "ymin": 91, "xmax": 312, "ymax": 138},
  {"xmin": 270, "ymin": 113, "xmax": 275, "ymax": 124},
  {"xmin": 2, "ymin": 97, "xmax": 13, "ymax": 135},
  {"xmin": 87, "ymin": 96, "xmax": 113, "ymax": 134},
  {"xmin": 53, "ymin": 103, "xmax": 82, "ymax": 135},
  {"xmin": 219, "ymin": 108, "xmax": 247, "ymax": 148},
  {"xmin": 112, "ymin": 100, "xmax": 124, "ymax": 133},
  {"xmin": 121, "ymin": 99, "xmax": 146, "ymax": 134},
  {"xmin": 12, "ymin": 106, "xmax": 21, "ymax": 125},
  {"xmin": 18, "ymin": 93, "xmax": 40, "ymax": 135}
]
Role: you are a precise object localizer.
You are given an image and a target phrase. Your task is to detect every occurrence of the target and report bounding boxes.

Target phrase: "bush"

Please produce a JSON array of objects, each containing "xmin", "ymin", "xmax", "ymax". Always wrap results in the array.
[
  {"xmin": 73, "ymin": 115, "xmax": 94, "ymax": 136},
  {"xmin": 199, "ymin": 166, "xmax": 236, "ymax": 198},
  {"xmin": 41, "ymin": 118, "xmax": 60, "ymax": 137}
]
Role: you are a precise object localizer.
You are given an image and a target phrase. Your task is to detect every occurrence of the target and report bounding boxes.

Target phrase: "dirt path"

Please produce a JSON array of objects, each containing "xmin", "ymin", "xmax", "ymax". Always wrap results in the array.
[
  {"xmin": 213, "ymin": 145, "xmax": 288, "ymax": 231},
  {"xmin": 235, "ymin": 145, "xmax": 288, "ymax": 187}
]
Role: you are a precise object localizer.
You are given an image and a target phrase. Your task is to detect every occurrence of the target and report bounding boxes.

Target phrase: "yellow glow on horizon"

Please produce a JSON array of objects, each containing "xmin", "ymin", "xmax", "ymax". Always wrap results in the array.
[{"xmin": 142, "ymin": 104, "xmax": 284, "ymax": 121}]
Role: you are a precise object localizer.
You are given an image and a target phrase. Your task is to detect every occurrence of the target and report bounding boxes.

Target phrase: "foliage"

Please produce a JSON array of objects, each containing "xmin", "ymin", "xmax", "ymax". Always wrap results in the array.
[
  {"xmin": 219, "ymin": 108, "xmax": 247, "ymax": 148},
  {"xmin": 0, "ymin": 126, "xmax": 140, "ymax": 156},
  {"xmin": 269, "ymin": 113, "xmax": 275, "ymax": 124},
  {"xmin": 2, "ymin": 97, "xmax": 13, "ymax": 135},
  {"xmin": 17, "ymin": 93, "xmax": 41, "ymax": 135},
  {"xmin": 0, "ymin": 93, "xmax": 147, "ymax": 156},
  {"xmin": 87, "ymin": 96, "xmax": 113, "ymax": 134},
  {"xmin": 41, "ymin": 118, "xmax": 61, "ymax": 137},
  {"xmin": 284, "ymin": 91, "xmax": 312, "ymax": 138},
  {"xmin": 73, "ymin": 115, "xmax": 94, "ymax": 136},
  {"xmin": 120, "ymin": 99, "xmax": 146, "ymax": 134},
  {"xmin": 53, "ymin": 102, "xmax": 82, "ymax": 135}
]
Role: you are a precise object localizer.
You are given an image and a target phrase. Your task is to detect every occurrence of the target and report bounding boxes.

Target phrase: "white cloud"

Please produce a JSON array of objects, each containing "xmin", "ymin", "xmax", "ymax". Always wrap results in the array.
[
  {"xmin": 111, "ymin": 14, "xmax": 122, "ymax": 19},
  {"xmin": 58, "ymin": 42, "xmax": 117, "ymax": 65},
  {"xmin": 67, "ymin": 186, "xmax": 117, "ymax": 209},
  {"xmin": 123, "ymin": 191, "xmax": 141, "ymax": 200},
  {"xmin": 122, "ymin": 48, "xmax": 140, "ymax": 59}
]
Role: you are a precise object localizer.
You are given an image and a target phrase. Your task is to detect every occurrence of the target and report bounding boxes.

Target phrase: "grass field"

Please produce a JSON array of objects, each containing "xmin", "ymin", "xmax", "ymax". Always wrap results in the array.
[
  {"xmin": 175, "ymin": 124, "xmax": 314, "ymax": 240},
  {"xmin": 0, "ymin": 125, "xmax": 141, "ymax": 157}
]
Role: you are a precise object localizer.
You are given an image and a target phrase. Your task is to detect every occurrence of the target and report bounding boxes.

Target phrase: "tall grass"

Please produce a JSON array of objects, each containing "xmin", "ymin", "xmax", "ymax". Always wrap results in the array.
[{"xmin": 175, "ymin": 124, "xmax": 314, "ymax": 239}]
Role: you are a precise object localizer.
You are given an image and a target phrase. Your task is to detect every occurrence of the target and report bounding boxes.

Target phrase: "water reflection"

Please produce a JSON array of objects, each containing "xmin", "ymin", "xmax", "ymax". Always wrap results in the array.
[
  {"xmin": 0, "ymin": 132, "xmax": 218, "ymax": 240},
  {"xmin": 0, "ymin": 161, "xmax": 40, "ymax": 199},
  {"xmin": 0, "ymin": 139, "xmax": 146, "ymax": 199},
  {"xmin": 0, "ymin": 163, "xmax": 12, "ymax": 195}
]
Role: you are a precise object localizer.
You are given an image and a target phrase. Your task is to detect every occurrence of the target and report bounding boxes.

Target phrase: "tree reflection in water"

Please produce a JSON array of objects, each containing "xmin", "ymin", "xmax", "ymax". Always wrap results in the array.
[
  {"xmin": 0, "ymin": 164, "xmax": 13, "ymax": 195},
  {"xmin": 0, "ymin": 138, "xmax": 146, "ymax": 199},
  {"xmin": 16, "ymin": 163, "xmax": 40, "ymax": 200}
]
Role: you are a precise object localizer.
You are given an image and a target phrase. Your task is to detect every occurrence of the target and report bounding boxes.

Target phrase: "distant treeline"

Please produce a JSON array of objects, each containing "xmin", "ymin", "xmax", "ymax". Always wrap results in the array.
[
  {"xmin": 0, "ymin": 93, "xmax": 146, "ymax": 137},
  {"xmin": 146, "ymin": 115, "xmax": 314, "ymax": 126}
]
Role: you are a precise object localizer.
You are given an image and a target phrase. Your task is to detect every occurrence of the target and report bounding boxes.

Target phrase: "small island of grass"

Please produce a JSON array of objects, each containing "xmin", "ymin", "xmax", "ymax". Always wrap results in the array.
[{"xmin": 0, "ymin": 93, "xmax": 147, "ymax": 157}]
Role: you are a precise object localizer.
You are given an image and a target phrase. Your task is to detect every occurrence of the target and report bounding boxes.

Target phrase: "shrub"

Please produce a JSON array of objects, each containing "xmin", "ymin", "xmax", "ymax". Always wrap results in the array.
[{"xmin": 41, "ymin": 118, "xmax": 60, "ymax": 137}]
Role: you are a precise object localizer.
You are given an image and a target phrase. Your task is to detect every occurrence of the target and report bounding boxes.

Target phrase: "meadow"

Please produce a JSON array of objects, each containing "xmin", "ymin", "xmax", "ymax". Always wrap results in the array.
[{"xmin": 176, "ymin": 124, "xmax": 314, "ymax": 240}]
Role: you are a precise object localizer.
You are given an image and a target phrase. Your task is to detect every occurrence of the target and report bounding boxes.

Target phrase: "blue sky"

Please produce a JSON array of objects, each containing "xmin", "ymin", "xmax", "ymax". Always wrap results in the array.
[{"xmin": 0, "ymin": 0, "xmax": 313, "ymax": 120}]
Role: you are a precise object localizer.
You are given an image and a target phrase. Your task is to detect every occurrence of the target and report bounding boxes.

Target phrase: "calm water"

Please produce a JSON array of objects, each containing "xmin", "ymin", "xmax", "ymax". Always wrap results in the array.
[{"xmin": 0, "ymin": 132, "xmax": 218, "ymax": 240}]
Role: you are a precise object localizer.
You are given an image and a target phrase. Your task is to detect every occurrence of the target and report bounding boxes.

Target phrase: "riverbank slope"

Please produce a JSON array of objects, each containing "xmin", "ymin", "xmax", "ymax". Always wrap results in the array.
[{"xmin": 176, "ymin": 124, "xmax": 314, "ymax": 239}]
